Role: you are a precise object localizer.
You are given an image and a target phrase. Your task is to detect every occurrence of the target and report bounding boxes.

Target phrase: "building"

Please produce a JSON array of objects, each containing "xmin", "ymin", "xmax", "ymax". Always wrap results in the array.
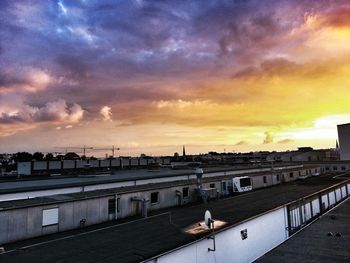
[
  {"xmin": 266, "ymin": 148, "xmax": 332, "ymax": 162},
  {"xmin": 0, "ymin": 173, "xmax": 349, "ymax": 263},
  {"xmin": 0, "ymin": 164, "xmax": 321, "ymax": 244},
  {"xmin": 338, "ymin": 123, "xmax": 350, "ymax": 160},
  {"xmin": 16, "ymin": 157, "xmax": 171, "ymax": 176}
]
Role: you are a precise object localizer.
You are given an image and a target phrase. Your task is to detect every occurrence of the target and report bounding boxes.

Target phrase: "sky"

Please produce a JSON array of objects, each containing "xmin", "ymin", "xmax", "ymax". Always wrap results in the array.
[{"xmin": 1, "ymin": 0, "xmax": 350, "ymax": 156}]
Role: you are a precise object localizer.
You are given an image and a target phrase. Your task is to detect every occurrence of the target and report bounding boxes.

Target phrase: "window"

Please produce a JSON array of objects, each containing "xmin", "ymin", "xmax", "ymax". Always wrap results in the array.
[
  {"xmin": 263, "ymin": 176, "xmax": 267, "ymax": 184},
  {"xmin": 325, "ymin": 166, "xmax": 330, "ymax": 171},
  {"xmin": 290, "ymin": 172, "xmax": 294, "ymax": 178},
  {"xmin": 151, "ymin": 192, "xmax": 159, "ymax": 204},
  {"xmin": 222, "ymin": 181, "xmax": 227, "ymax": 191},
  {"xmin": 240, "ymin": 178, "xmax": 251, "ymax": 187},
  {"xmin": 182, "ymin": 187, "xmax": 189, "ymax": 198},
  {"xmin": 117, "ymin": 197, "xmax": 120, "ymax": 213},
  {"xmin": 210, "ymin": 183, "xmax": 215, "ymax": 188},
  {"xmin": 108, "ymin": 198, "xmax": 116, "ymax": 215},
  {"xmin": 42, "ymin": 208, "xmax": 58, "ymax": 226},
  {"xmin": 341, "ymin": 166, "xmax": 346, "ymax": 171},
  {"xmin": 276, "ymin": 174, "xmax": 280, "ymax": 181},
  {"xmin": 333, "ymin": 166, "xmax": 338, "ymax": 171}
]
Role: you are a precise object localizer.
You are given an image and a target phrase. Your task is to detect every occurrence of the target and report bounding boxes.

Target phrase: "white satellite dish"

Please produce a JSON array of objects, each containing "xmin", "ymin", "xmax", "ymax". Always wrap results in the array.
[
  {"xmin": 204, "ymin": 210, "xmax": 212, "ymax": 228},
  {"xmin": 204, "ymin": 210, "xmax": 216, "ymax": 252}
]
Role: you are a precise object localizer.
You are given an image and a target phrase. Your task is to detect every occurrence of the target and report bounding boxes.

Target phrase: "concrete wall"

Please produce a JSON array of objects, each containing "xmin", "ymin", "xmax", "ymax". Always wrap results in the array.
[
  {"xmin": 146, "ymin": 207, "xmax": 288, "ymax": 263},
  {"xmin": 100, "ymin": 160, "xmax": 111, "ymax": 167},
  {"xmin": 140, "ymin": 158, "xmax": 148, "ymax": 166},
  {"xmin": 121, "ymin": 158, "xmax": 130, "ymax": 167},
  {"xmin": 0, "ymin": 196, "xmax": 111, "ymax": 245},
  {"xmin": 89, "ymin": 160, "xmax": 100, "ymax": 168},
  {"xmin": 63, "ymin": 160, "xmax": 75, "ymax": 169},
  {"xmin": 130, "ymin": 158, "xmax": 139, "ymax": 166},
  {"xmin": 33, "ymin": 161, "xmax": 47, "ymax": 171},
  {"xmin": 49, "ymin": 161, "xmax": 61, "ymax": 170},
  {"xmin": 111, "ymin": 158, "xmax": 121, "ymax": 167},
  {"xmin": 118, "ymin": 184, "xmax": 198, "ymax": 219},
  {"xmin": 17, "ymin": 162, "xmax": 31, "ymax": 175}
]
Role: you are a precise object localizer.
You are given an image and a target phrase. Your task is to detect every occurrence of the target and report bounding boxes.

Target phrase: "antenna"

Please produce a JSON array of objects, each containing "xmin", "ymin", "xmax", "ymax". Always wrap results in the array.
[{"xmin": 204, "ymin": 210, "xmax": 216, "ymax": 252}]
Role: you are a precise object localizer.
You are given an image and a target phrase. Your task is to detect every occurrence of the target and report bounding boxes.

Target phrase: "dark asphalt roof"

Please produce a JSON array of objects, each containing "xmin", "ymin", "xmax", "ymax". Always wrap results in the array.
[
  {"xmin": 256, "ymin": 197, "xmax": 350, "ymax": 263},
  {"xmin": 0, "ymin": 175, "xmax": 347, "ymax": 263}
]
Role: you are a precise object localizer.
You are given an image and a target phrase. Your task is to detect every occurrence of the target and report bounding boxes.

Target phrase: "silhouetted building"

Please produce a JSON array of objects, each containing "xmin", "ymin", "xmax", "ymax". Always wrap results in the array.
[{"xmin": 338, "ymin": 123, "xmax": 350, "ymax": 160}]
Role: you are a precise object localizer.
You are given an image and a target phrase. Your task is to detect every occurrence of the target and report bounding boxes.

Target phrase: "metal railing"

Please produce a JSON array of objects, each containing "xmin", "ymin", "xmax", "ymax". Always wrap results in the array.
[{"xmin": 286, "ymin": 178, "xmax": 350, "ymax": 235}]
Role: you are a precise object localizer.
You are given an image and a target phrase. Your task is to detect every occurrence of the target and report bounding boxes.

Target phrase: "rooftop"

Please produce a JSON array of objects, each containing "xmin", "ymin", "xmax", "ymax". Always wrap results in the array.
[
  {"xmin": 0, "ymin": 164, "xmax": 303, "ymax": 194},
  {"xmin": 0, "ymin": 165, "xmax": 313, "ymax": 210},
  {"xmin": 0, "ymin": 174, "xmax": 347, "ymax": 263},
  {"xmin": 256, "ymin": 197, "xmax": 350, "ymax": 262}
]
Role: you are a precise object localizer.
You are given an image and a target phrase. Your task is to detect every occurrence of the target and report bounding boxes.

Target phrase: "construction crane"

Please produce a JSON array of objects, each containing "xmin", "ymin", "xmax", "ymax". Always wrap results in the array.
[
  {"xmin": 93, "ymin": 146, "xmax": 120, "ymax": 158},
  {"xmin": 55, "ymin": 145, "xmax": 94, "ymax": 156}
]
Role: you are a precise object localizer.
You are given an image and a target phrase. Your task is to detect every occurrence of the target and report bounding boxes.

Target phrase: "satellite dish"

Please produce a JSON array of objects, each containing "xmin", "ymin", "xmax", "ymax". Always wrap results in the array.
[
  {"xmin": 204, "ymin": 210, "xmax": 212, "ymax": 228},
  {"xmin": 204, "ymin": 210, "xmax": 216, "ymax": 252}
]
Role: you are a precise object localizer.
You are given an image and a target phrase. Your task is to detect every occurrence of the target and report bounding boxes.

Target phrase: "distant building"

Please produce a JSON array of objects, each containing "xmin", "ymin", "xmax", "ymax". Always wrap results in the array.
[{"xmin": 337, "ymin": 123, "xmax": 350, "ymax": 160}]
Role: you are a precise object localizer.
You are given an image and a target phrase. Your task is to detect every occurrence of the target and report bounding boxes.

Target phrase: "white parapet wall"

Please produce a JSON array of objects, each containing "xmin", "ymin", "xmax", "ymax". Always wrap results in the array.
[{"xmin": 146, "ymin": 207, "xmax": 288, "ymax": 263}]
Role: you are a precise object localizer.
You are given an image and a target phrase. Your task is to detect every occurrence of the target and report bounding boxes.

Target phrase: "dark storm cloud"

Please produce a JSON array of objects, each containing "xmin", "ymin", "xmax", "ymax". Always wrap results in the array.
[
  {"xmin": 0, "ymin": 113, "xmax": 26, "ymax": 124},
  {"xmin": 56, "ymin": 55, "xmax": 91, "ymax": 79},
  {"xmin": 1, "ymin": 0, "xmax": 348, "ymax": 123}
]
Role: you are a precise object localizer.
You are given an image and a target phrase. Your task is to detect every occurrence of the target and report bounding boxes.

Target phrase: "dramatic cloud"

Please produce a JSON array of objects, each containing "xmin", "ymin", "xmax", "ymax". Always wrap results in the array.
[
  {"xmin": 0, "ymin": 0, "xmax": 350, "ymax": 153},
  {"xmin": 0, "ymin": 67, "xmax": 52, "ymax": 94},
  {"xmin": 0, "ymin": 97, "xmax": 84, "ymax": 125},
  {"xmin": 100, "ymin": 106, "xmax": 112, "ymax": 121},
  {"xmin": 263, "ymin": 132, "xmax": 274, "ymax": 144}
]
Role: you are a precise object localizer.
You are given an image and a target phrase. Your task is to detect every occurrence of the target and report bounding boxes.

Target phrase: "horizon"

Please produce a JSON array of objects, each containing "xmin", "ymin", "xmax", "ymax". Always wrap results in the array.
[{"xmin": 1, "ymin": 1, "xmax": 350, "ymax": 156}]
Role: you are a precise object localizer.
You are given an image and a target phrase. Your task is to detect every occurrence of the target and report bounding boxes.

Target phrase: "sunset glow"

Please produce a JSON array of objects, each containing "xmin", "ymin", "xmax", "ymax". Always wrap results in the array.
[{"xmin": 1, "ymin": 0, "xmax": 350, "ymax": 156}]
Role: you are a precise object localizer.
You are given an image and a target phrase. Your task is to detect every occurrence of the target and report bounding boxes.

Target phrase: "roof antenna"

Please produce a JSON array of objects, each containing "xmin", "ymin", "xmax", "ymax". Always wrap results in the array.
[{"xmin": 204, "ymin": 210, "xmax": 216, "ymax": 252}]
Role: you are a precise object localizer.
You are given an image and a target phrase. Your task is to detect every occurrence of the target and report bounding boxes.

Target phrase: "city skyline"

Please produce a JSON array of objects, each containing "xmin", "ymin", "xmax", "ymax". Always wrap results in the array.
[{"xmin": 1, "ymin": 0, "xmax": 350, "ymax": 155}]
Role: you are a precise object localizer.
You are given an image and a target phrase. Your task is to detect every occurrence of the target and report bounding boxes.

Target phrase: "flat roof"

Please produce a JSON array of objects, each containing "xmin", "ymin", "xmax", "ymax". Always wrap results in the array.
[
  {"xmin": 256, "ymin": 197, "xmax": 350, "ymax": 262},
  {"xmin": 337, "ymin": 123, "xmax": 350, "ymax": 127},
  {"xmin": 0, "ymin": 164, "xmax": 306, "ymax": 194},
  {"xmin": 0, "ymin": 174, "xmax": 347, "ymax": 263},
  {"xmin": 0, "ymin": 166, "xmax": 316, "ymax": 210}
]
